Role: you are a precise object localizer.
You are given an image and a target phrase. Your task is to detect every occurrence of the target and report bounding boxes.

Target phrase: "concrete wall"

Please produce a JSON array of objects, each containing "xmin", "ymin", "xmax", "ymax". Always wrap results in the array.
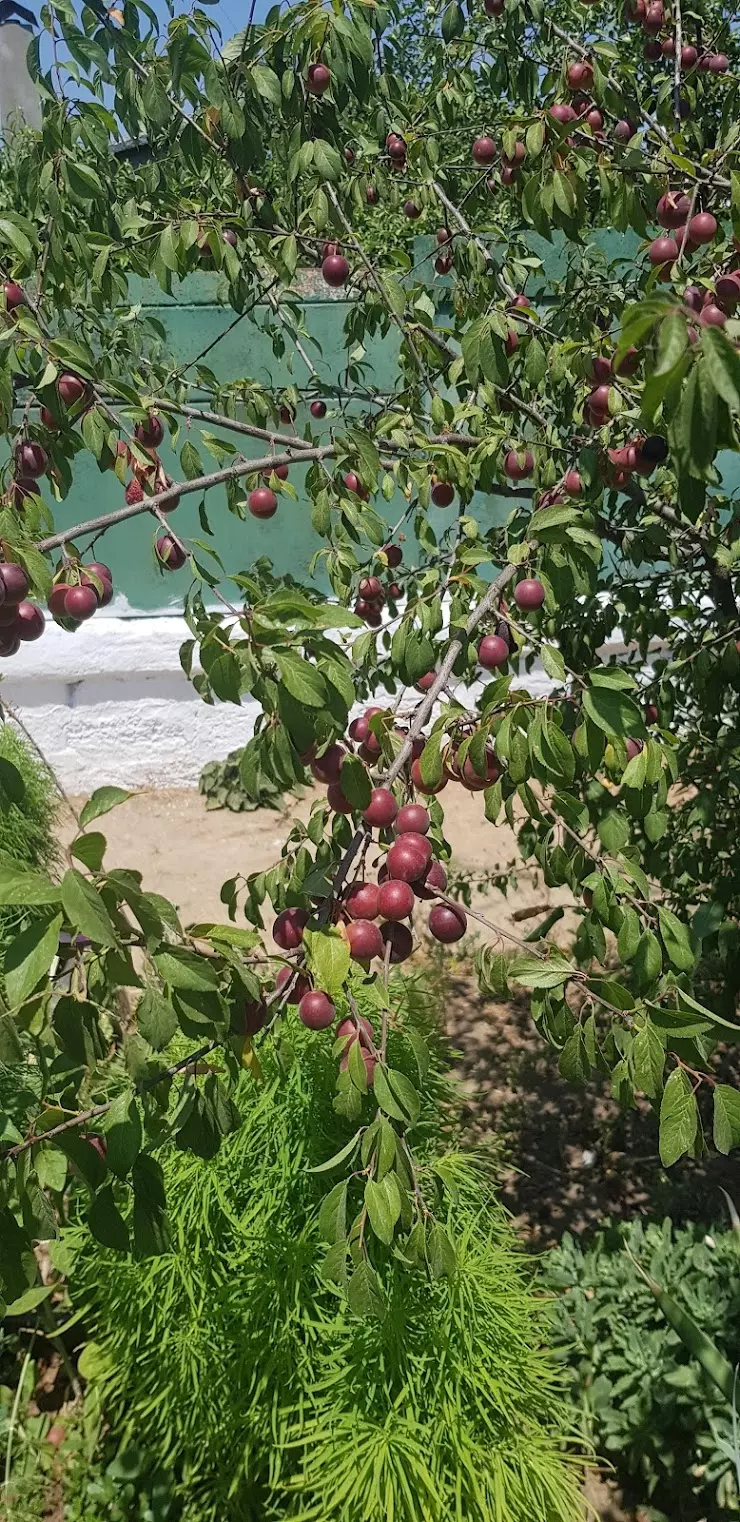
[{"xmin": 0, "ymin": 23, "xmax": 40, "ymax": 134}]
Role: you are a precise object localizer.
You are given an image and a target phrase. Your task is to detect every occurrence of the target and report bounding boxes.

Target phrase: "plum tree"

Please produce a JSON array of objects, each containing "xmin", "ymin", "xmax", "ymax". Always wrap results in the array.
[{"xmin": 0, "ymin": 0, "xmax": 738, "ymax": 1331}]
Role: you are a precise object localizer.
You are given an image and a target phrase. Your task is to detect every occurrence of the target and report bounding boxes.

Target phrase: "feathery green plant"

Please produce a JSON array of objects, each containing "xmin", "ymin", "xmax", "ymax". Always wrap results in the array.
[{"xmin": 69, "ymin": 975, "xmax": 583, "ymax": 1522}]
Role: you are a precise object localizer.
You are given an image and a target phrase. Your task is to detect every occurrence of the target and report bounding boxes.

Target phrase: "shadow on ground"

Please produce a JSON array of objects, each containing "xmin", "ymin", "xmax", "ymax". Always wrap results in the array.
[{"xmin": 442, "ymin": 964, "xmax": 740, "ymax": 1252}]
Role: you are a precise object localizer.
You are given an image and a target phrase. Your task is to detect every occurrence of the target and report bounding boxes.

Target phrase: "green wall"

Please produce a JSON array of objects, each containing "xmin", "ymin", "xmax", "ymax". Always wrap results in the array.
[{"xmin": 46, "ymin": 234, "xmax": 740, "ymax": 611}]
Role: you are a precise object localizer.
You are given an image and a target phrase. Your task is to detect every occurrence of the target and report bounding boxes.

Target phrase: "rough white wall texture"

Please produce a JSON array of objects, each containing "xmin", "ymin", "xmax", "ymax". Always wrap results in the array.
[
  {"xmin": 2, "ymin": 614, "xmax": 262, "ymax": 792},
  {"xmin": 2, "ymin": 609, "xmax": 641, "ymax": 794}
]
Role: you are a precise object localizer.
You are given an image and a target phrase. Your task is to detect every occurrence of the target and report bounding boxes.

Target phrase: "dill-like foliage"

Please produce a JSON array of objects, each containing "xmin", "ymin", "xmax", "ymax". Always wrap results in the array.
[{"xmin": 71, "ymin": 976, "xmax": 584, "ymax": 1521}]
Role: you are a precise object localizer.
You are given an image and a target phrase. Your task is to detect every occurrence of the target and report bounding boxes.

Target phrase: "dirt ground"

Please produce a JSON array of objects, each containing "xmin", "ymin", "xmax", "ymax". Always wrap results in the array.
[{"xmin": 56, "ymin": 784, "xmax": 739, "ymax": 1522}]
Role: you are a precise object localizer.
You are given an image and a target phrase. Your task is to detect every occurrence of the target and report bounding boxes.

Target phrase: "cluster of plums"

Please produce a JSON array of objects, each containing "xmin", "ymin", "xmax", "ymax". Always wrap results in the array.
[
  {"xmin": 257, "ymin": 798, "xmax": 467, "ymax": 1048},
  {"xmin": 647, "ymin": 196, "xmax": 718, "ymax": 278},
  {"xmin": 624, "ymin": 0, "xmax": 728, "ymax": 72},
  {"xmin": 0, "ymin": 562, "xmax": 45, "ymax": 657},
  {"xmin": 353, "ymin": 542, "xmax": 404, "ymax": 625}
]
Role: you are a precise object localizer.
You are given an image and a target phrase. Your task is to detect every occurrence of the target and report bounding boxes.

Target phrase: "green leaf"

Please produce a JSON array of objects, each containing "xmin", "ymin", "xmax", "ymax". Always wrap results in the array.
[
  {"xmin": 700, "ymin": 326, "xmax": 740, "ymax": 412},
  {"xmin": 5, "ymin": 1282, "xmax": 53, "ymax": 1317},
  {"xmin": 598, "ymin": 810, "xmax": 630, "ymax": 854},
  {"xmin": 559, "ymin": 1026, "xmax": 589, "ymax": 1083},
  {"xmin": 61, "ymin": 869, "xmax": 117, "ymax": 948},
  {"xmin": 441, "ymin": 0, "xmax": 464, "ymax": 40},
  {"xmin": 136, "ymin": 987, "xmax": 178, "ymax": 1050},
  {"xmin": 318, "ymin": 1179, "xmax": 347, "ymax": 1243},
  {"xmin": 508, "ymin": 952, "xmax": 571, "ymax": 989},
  {"xmin": 713, "ymin": 1085, "xmax": 740, "ymax": 1155},
  {"xmin": 249, "ymin": 63, "xmax": 282, "ymax": 107},
  {"xmin": 373, "ymin": 1064, "xmax": 410, "ymax": 1124},
  {"xmin": 583, "ymin": 684, "xmax": 643, "ymax": 740},
  {"xmin": 4, "ymin": 912, "xmax": 62, "ymax": 1007},
  {"xmin": 654, "ymin": 310, "xmax": 688, "ymax": 376},
  {"xmin": 365, "ymin": 1176, "xmax": 397, "ymax": 1244},
  {"xmin": 632, "ymin": 1019, "xmax": 665, "ymax": 1099},
  {"xmin": 540, "ymin": 645, "xmax": 565, "ymax": 682},
  {"xmin": 524, "ymin": 337, "xmax": 547, "ymax": 386},
  {"xmin": 347, "ymin": 1259, "xmax": 385, "ymax": 1318},
  {"xmin": 71, "ymin": 832, "xmax": 106, "ymax": 872},
  {"xmin": 0, "ymin": 865, "xmax": 60, "ymax": 906},
  {"xmin": 634, "ymin": 928, "xmax": 663, "ymax": 989},
  {"xmin": 337, "ymin": 754, "xmax": 371, "ymax": 809},
  {"xmin": 659, "ymin": 1068, "xmax": 698, "ymax": 1167},
  {"xmin": 0, "ymin": 757, "xmax": 25, "ymax": 804},
  {"xmin": 132, "ymin": 1156, "xmax": 169, "ymax": 1258},
  {"xmin": 88, "ymin": 1186, "xmax": 129, "ymax": 1253},
  {"xmin": 302, "ymin": 927, "xmax": 350, "ymax": 996},
  {"xmin": 419, "ymin": 731, "xmax": 444, "ymax": 789},
  {"xmin": 309, "ymin": 1129, "xmax": 361, "ymax": 1174},
  {"xmin": 385, "ymin": 1068, "xmax": 421, "ymax": 1128},
  {"xmin": 658, "ymin": 907, "xmax": 696, "ymax": 972},
  {"xmin": 153, "ymin": 948, "xmax": 219, "ymax": 992},
  {"xmin": 103, "ymin": 1093, "xmax": 142, "ymax": 1179},
  {"xmin": 275, "ymin": 652, "xmax": 327, "ymax": 708},
  {"xmin": 427, "ymin": 1222, "xmax": 456, "ymax": 1278},
  {"xmin": 80, "ymin": 787, "xmax": 131, "ymax": 829}
]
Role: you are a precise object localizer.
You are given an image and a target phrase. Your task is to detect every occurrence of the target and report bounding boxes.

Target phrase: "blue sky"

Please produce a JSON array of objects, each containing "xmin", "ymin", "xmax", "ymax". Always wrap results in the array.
[{"xmin": 161, "ymin": 0, "xmax": 274, "ymax": 40}]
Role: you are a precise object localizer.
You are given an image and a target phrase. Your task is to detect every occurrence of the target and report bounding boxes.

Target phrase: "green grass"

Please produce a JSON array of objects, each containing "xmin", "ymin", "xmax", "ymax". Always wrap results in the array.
[{"xmin": 69, "ymin": 975, "xmax": 585, "ymax": 1522}]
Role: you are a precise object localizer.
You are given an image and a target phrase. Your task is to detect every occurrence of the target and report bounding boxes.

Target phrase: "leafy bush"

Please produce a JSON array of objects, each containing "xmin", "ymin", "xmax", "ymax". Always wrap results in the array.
[
  {"xmin": 547, "ymin": 1217, "xmax": 740, "ymax": 1519},
  {"xmin": 199, "ymin": 746, "xmax": 308, "ymax": 813},
  {"xmin": 0, "ymin": 722, "xmax": 58, "ymax": 948},
  {"xmin": 68, "ymin": 977, "xmax": 582, "ymax": 1522}
]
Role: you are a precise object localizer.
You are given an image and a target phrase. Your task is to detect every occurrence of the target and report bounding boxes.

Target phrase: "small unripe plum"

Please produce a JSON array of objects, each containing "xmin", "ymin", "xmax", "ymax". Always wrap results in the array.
[
  {"xmin": 58, "ymin": 372, "xmax": 88, "ymax": 407},
  {"xmin": 327, "ymin": 782, "xmax": 354, "ymax": 813},
  {"xmin": 380, "ymin": 921, "xmax": 414, "ymax": 963},
  {"xmin": 435, "ymin": 253, "xmax": 453, "ymax": 275},
  {"xmin": 363, "ymin": 788, "xmax": 398, "ymax": 828},
  {"xmin": 15, "ymin": 441, "xmax": 48, "ymax": 479},
  {"xmin": 377, "ymin": 878, "xmax": 415, "ymax": 920},
  {"xmin": 625, "ymin": 738, "xmax": 643, "ymax": 761},
  {"xmin": 688, "ymin": 212, "xmax": 717, "ymax": 245},
  {"xmin": 436, "ymin": 227, "xmax": 452, "ymax": 245},
  {"xmin": 564, "ymin": 469, "xmax": 582, "ymax": 495},
  {"xmin": 276, "ymin": 966, "xmax": 311, "ymax": 1004},
  {"xmin": 396, "ymin": 831, "xmax": 432, "ymax": 865},
  {"xmin": 249, "ymin": 487, "xmax": 278, "ymax": 519},
  {"xmin": 514, "ymin": 578, "xmax": 546, "ymax": 610},
  {"xmin": 4, "ymin": 280, "xmax": 25, "ymax": 311},
  {"xmin": 387, "ymin": 837, "xmax": 430, "ymax": 882},
  {"xmin": 680, "ymin": 43, "xmax": 697, "ymax": 66},
  {"xmin": 661, "ymin": 35, "xmax": 675, "ymax": 56},
  {"xmin": 585, "ymin": 109, "xmax": 604, "ymax": 131},
  {"xmin": 386, "ymin": 133, "xmax": 407, "ymax": 161},
  {"xmin": 428, "ymin": 903, "xmax": 467, "ymax": 943},
  {"xmin": 336, "ymin": 1014, "xmax": 374, "ymax": 1050},
  {"xmin": 16, "ymin": 602, "xmax": 45, "ymax": 641},
  {"xmin": 485, "ymin": 0, "xmax": 504, "ymax": 12},
  {"xmin": 48, "ymin": 584, "xmax": 70, "ymax": 618},
  {"xmin": 503, "ymin": 448, "xmax": 534, "ymax": 480},
  {"xmin": 715, "ymin": 273, "xmax": 740, "ymax": 310},
  {"xmin": 343, "ymin": 470, "xmax": 368, "ymax": 499},
  {"xmin": 648, "ymin": 235, "xmax": 678, "ymax": 266},
  {"xmin": 387, "ymin": 581, "xmax": 402, "ymax": 601},
  {"xmin": 478, "ymin": 634, "xmax": 509, "ymax": 669},
  {"xmin": 345, "ymin": 917, "xmax": 384, "ymax": 961},
  {"xmin": 566, "ymin": 60, "xmax": 593, "ymax": 90},
  {"xmin": 549, "ymin": 102, "xmax": 577, "ymax": 125},
  {"xmin": 614, "ymin": 120, "xmax": 636, "ymax": 142},
  {"xmin": 644, "ymin": 702, "xmax": 659, "ymax": 725},
  {"xmin": 460, "ymin": 752, "xmax": 500, "ymax": 790},
  {"xmin": 360, "ymin": 729, "xmax": 382, "ymax": 760},
  {"xmin": 472, "ymin": 135, "xmax": 496, "ymax": 164},
  {"xmin": 310, "ymin": 399, "xmax": 327, "ymax": 419},
  {"xmin": 415, "ymin": 671, "xmax": 437, "ymax": 692},
  {"xmin": 311, "ymin": 744, "xmax": 346, "ymax": 784},
  {"xmin": 395, "ymin": 803, "xmax": 430, "ymax": 835},
  {"xmin": 404, "ymin": 199, "xmax": 421, "ymax": 220},
  {"xmin": 273, "ymin": 907, "xmax": 309, "ymax": 950},
  {"xmin": 699, "ymin": 304, "xmax": 727, "ymax": 328},
  {"xmin": 0, "ymin": 633, "xmax": 20, "ymax": 657},
  {"xmin": 500, "ymin": 165, "xmax": 518, "ymax": 186},
  {"xmin": 299, "ymin": 989, "xmax": 336, "ymax": 1029},
  {"xmin": 643, "ymin": 0, "xmax": 664, "ymax": 30},
  {"xmin": 344, "ymin": 881, "xmax": 380, "ymax": 920},
  {"xmin": 156, "ymin": 535, "xmax": 187, "ymax": 569},
  {"xmin": 640, "ymin": 434, "xmax": 669, "ymax": 464},
  {"xmin": 322, "ymin": 253, "xmax": 350, "ymax": 288},
  {"xmin": 366, "ymin": 184, "xmax": 379, "ymax": 205},
  {"xmin": 243, "ymin": 998, "xmax": 268, "ymax": 1035},
  {"xmin": 588, "ymin": 384, "xmax": 612, "ymax": 415},
  {"xmin": 383, "ymin": 542, "xmax": 403, "ymax": 568},
  {"xmin": 410, "ymin": 757, "xmax": 447, "ymax": 795},
  {"xmin": 358, "ymin": 575, "xmax": 384, "ymax": 601},
  {"xmin": 307, "ymin": 62, "xmax": 331, "ymax": 94},
  {"xmin": 431, "ymin": 479, "xmax": 455, "ymax": 507},
  {"xmin": 415, "ymin": 860, "xmax": 448, "ymax": 899},
  {"xmin": 708, "ymin": 53, "xmax": 728, "ymax": 73},
  {"xmin": 615, "ymin": 347, "xmax": 640, "ymax": 377},
  {"xmin": 135, "ymin": 412, "xmax": 164, "ymax": 449},
  {"xmin": 657, "ymin": 192, "xmax": 691, "ymax": 229},
  {"xmin": 64, "ymin": 585, "xmax": 98, "ymax": 621},
  {"xmin": 344, "ymin": 146, "xmax": 355, "ymax": 164},
  {"xmin": 0, "ymin": 564, "xmax": 29, "ymax": 604}
]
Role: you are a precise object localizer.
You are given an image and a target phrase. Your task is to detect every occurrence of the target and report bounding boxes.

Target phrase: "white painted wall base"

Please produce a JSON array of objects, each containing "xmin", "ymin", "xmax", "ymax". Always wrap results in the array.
[
  {"xmin": 2, "ymin": 613, "xmax": 262, "ymax": 792},
  {"xmin": 2, "ymin": 609, "xmax": 644, "ymax": 794}
]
